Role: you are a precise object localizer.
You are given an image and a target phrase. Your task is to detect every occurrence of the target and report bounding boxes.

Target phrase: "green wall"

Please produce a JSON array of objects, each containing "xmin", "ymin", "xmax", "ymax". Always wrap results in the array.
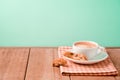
[{"xmin": 0, "ymin": 0, "xmax": 120, "ymax": 47}]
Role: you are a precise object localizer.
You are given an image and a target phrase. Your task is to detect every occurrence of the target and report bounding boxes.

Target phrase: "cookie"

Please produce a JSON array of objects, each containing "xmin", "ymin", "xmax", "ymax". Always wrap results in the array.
[
  {"xmin": 72, "ymin": 53, "xmax": 88, "ymax": 60},
  {"xmin": 53, "ymin": 58, "xmax": 67, "ymax": 67},
  {"xmin": 63, "ymin": 51, "xmax": 74, "ymax": 58},
  {"xmin": 63, "ymin": 51, "xmax": 88, "ymax": 61}
]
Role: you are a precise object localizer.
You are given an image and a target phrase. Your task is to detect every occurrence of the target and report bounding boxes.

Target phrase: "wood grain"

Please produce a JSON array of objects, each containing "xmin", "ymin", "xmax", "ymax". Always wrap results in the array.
[
  {"xmin": 0, "ymin": 48, "xmax": 29, "ymax": 80},
  {"xmin": 115, "ymin": 77, "xmax": 120, "ymax": 80},
  {"xmin": 106, "ymin": 49, "xmax": 120, "ymax": 80},
  {"xmin": 53, "ymin": 48, "xmax": 70, "ymax": 80},
  {"xmin": 107, "ymin": 49, "xmax": 120, "ymax": 74},
  {"xmin": 25, "ymin": 48, "xmax": 55, "ymax": 80},
  {"xmin": 71, "ymin": 76, "xmax": 115, "ymax": 80},
  {"xmin": 0, "ymin": 47, "xmax": 120, "ymax": 80}
]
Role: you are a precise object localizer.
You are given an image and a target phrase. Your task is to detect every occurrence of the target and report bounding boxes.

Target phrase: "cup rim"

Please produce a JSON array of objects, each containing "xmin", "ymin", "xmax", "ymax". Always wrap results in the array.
[{"xmin": 73, "ymin": 40, "xmax": 99, "ymax": 49}]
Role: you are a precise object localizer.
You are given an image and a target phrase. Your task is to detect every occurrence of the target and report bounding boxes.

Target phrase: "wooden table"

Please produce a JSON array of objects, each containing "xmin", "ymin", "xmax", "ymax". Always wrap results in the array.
[{"xmin": 0, "ymin": 47, "xmax": 120, "ymax": 80}]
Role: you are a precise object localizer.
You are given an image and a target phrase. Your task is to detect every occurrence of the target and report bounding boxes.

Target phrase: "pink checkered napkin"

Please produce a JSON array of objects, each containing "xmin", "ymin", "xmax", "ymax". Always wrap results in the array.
[{"xmin": 58, "ymin": 46, "xmax": 118, "ymax": 76}]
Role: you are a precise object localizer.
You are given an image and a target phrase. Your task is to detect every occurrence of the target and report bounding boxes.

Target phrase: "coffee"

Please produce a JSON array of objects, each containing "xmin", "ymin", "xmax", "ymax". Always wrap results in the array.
[{"xmin": 75, "ymin": 42, "xmax": 97, "ymax": 48}]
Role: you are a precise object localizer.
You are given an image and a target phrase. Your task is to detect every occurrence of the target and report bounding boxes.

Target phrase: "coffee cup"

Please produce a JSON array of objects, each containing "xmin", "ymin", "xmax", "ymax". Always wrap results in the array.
[{"xmin": 72, "ymin": 41, "xmax": 105, "ymax": 59}]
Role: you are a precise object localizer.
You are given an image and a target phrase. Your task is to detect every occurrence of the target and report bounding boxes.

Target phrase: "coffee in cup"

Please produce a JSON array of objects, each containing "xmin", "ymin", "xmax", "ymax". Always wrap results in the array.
[{"xmin": 74, "ymin": 41, "xmax": 97, "ymax": 48}]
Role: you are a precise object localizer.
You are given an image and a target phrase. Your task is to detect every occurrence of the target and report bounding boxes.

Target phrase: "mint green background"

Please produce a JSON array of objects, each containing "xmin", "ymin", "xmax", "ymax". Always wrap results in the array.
[{"xmin": 0, "ymin": 0, "xmax": 120, "ymax": 47}]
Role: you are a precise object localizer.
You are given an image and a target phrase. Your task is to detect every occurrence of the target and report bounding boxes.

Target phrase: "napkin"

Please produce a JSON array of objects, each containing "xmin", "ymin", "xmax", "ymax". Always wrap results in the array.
[{"xmin": 58, "ymin": 46, "xmax": 118, "ymax": 76}]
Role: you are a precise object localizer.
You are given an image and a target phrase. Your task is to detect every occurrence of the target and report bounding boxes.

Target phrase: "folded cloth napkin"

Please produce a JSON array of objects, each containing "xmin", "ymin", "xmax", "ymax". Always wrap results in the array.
[{"xmin": 58, "ymin": 46, "xmax": 118, "ymax": 76}]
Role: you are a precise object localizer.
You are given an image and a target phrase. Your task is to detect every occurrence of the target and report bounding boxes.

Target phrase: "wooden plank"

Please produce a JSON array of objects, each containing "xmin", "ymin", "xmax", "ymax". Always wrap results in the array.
[
  {"xmin": 115, "ymin": 77, "xmax": 120, "ymax": 80},
  {"xmin": 53, "ymin": 48, "xmax": 70, "ymax": 80},
  {"xmin": 107, "ymin": 49, "xmax": 120, "ymax": 75},
  {"xmin": 106, "ymin": 49, "xmax": 120, "ymax": 80},
  {"xmin": 0, "ymin": 48, "xmax": 29, "ymax": 80},
  {"xmin": 71, "ymin": 76, "xmax": 115, "ymax": 80},
  {"xmin": 25, "ymin": 48, "xmax": 55, "ymax": 80}
]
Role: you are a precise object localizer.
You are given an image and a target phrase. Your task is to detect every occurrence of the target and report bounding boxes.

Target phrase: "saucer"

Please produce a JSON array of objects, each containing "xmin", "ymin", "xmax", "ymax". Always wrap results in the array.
[{"xmin": 63, "ymin": 51, "xmax": 108, "ymax": 64}]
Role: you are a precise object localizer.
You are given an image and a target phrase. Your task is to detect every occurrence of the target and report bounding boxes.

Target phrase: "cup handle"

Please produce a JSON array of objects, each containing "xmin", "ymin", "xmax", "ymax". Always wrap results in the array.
[{"xmin": 97, "ymin": 46, "xmax": 106, "ymax": 54}]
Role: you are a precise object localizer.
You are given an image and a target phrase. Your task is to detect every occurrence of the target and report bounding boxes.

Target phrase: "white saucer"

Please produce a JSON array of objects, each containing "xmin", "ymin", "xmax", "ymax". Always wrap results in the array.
[{"xmin": 63, "ymin": 51, "xmax": 108, "ymax": 64}]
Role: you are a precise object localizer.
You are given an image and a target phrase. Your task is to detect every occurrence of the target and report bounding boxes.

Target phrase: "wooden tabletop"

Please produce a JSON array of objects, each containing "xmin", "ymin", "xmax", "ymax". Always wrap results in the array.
[{"xmin": 0, "ymin": 47, "xmax": 120, "ymax": 80}]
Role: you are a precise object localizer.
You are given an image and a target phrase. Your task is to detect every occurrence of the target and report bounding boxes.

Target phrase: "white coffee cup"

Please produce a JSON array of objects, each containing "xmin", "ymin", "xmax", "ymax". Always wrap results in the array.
[{"xmin": 72, "ymin": 41, "xmax": 105, "ymax": 59}]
